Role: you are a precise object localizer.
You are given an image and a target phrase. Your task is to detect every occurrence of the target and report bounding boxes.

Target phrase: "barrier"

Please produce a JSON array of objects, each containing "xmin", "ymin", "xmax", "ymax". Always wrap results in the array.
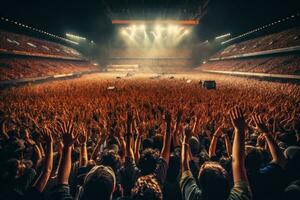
[{"xmin": 106, "ymin": 64, "xmax": 139, "ymax": 72}]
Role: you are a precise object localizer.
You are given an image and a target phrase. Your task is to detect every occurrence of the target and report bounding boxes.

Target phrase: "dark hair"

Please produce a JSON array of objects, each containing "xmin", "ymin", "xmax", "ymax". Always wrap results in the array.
[
  {"xmin": 142, "ymin": 138, "xmax": 153, "ymax": 149},
  {"xmin": 98, "ymin": 149, "xmax": 121, "ymax": 174},
  {"xmin": 198, "ymin": 162, "xmax": 230, "ymax": 200},
  {"xmin": 277, "ymin": 132, "xmax": 297, "ymax": 147},
  {"xmin": 131, "ymin": 175, "xmax": 163, "ymax": 200},
  {"xmin": 1, "ymin": 159, "xmax": 19, "ymax": 181},
  {"xmin": 152, "ymin": 135, "xmax": 163, "ymax": 151},
  {"xmin": 81, "ymin": 165, "xmax": 115, "ymax": 200},
  {"xmin": 138, "ymin": 148, "xmax": 160, "ymax": 175},
  {"xmin": 245, "ymin": 146, "xmax": 263, "ymax": 172}
]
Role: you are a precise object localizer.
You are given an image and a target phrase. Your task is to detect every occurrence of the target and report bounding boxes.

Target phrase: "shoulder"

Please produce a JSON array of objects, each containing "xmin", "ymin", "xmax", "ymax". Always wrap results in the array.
[
  {"xmin": 228, "ymin": 181, "xmax": 251, "ymax": 200},
  {"xmin": 49, "ymin": 184, "xmax": 73, "ymax": 200}
]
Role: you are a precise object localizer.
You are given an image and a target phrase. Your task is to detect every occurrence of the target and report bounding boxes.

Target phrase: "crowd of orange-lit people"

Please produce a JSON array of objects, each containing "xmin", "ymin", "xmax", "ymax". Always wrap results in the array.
[{"xmin": 0, "ymin": 75, "xmax": 299, "ymax": 200}]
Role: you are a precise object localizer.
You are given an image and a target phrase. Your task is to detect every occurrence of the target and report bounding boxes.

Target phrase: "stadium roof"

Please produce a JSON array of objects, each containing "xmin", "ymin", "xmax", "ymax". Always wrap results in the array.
[
  {"xmin": 103, "ymin": 0, "xmax": 210, "ymax": 22},
  {"xmin": 0, "ymin": 0, "xmax": 299, "ymax": 43}
]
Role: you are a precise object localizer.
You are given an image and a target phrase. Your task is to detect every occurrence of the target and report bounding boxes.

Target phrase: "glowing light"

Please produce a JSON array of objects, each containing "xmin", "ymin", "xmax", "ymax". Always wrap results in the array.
[
  {"xmin": 184, "ymin": 29, "xmax": 190, "ymax": 35},
  {"xmin": 215, "ymin": 33, "xmax": 231, "ymax": 40},
  {"xmin": 168, "ymin": 25, "xmax": 178, "ymax": 33},
  {"xmin": 66, "ymin": 33, "xmax": 86, "ymax": 41},
  {"xmin": 120, "ymin": 28, "xmax": 127, "ymax": 35},
  {"xmin": 155, "ymin": 25, "xmax": 162, "ymax": 31},
  {"xmin": 131, "ymin": 25, "xmax": 137, "ymax": 31},
  {"xmin": 139, "ymin": 24, "xmax": 146, "ymax": 31}
]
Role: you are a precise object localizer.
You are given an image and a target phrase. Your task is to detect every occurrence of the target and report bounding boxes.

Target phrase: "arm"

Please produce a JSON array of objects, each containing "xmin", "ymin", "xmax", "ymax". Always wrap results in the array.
[
  {"xmin": 116, "ymin": 125, "xmax": 126, "ymax": 161},
  {"xmin": 53, "ymin": 141, "xmax": 63, "ymax": 177},
  {"xmin": 253, "ymin": 115, "xmax": 287, "ymax": 168},
  {"xmin": 222, "ymin": 133, "xmax": 232, "ymax": 156},
  {"xmin": 90, "ymin": 130, "xmax": 107, "ymax": 161},
  {"xmin": 125, "ymin": 111, "xmax": 134, "ymax": 159},
  {"xmin": 161, "ymin": 111, "xmax": 172, "ymax": 165},
  {"xmin": 33, "ymin": 127, "xmax": 53, "ymax": 192},
  {"xmin": 208, "ymin": 126, "xmax": 222, "ymax": 158},
  {"xmin": 230, "ymin": 107, "xmax": 249, "ymax": 184},
  {"xmin": 38, "ymin": 142, "xmax": 45, "ymax": 158},
  {"xmin": 180, "ymin": 126, "xmax": 203, "ymax": 200},
  {"xmin": 78, "ymin": 126, "xmax": 88, "ymax": 167},
  {"xmin": 1, "ymin": 120, "xmax": 9, "ymax": 140},
  {"xmin": 57, "ymin": 120, "xmax": 78, "ymax": 185},
  {"xmin": 134, "ymin": 121, "xmax": 142, "ymax": 162},
  {"xmin": 181, "ymin": 126, "xmax": 191, "ymax": 172},
  {"xmin": 33, "ymin": 142, "xmax": 43, "ymax": 169}
]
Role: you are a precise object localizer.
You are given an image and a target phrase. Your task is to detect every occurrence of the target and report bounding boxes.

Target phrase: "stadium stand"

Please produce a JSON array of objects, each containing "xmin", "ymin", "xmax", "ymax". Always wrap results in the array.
[
  {"xmin": 0, "ymin": 30, "xmax": 83, "ymax": 60},
  {"xmin": 0, "ymin": 31, "xmax": 99, "ymax": 81},
  {"xmin": 200, "ymin": 55, "xmax": 300, "ymax": 75},
  {"xmin": 199, "ymin": 28, "xmax": 300, "ymax": 75},
  {"xmin": 0, "ymin": 57, "xmax": 98, "ymax": 81},
  {"xmin": 214, "ymin": 27, "xmax": 300, "ymax": 58}
]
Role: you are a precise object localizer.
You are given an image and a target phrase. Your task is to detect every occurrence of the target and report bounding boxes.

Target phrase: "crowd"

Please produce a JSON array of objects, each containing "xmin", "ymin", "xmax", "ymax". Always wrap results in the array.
[
  {"xmin": 200, "ymin": 55, "xmax": 300, "ymax": 75},
  {"xmin": 0, "ymin": 74, "xmax": 299, "ymax": 200},
  {"xmin": 0, "ymin": 57, "xmax": 98, "ymax": 81},
  {"xmin": 214, "ymin": 27, "xmax": 300, "ymax": 58},
  {"xmin": 0, "ymin": 30, "xmax": 81, "ymax": 59}
]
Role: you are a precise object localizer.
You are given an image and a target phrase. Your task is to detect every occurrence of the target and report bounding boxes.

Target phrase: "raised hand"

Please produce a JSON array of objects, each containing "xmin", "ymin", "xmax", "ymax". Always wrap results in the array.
[
  {"xmin": 252, "ymin": 114, "xmax": 269, "ymax": 133},
  {"xmin": 230, "ymin": 106, "xmax": 249, "ymax": 184},
  {"xmin": 256, "ymin": 134, "xmax": 266, "ymax": 148},
  {"xmin": 58, "ymin": 119, "xmax": 78, "ymax": 147},
  {"xmin": 78, "ymin": 125, "xmax": 88, "ymax": 144},
  {"xmin": 41, "ymin": 126, "xmax": 53, "ymax": 145},
  {"xmin": 183, "ymin": 124, "xmax": 192, "ymax": 142},
  {"xmin": 230, "ymin": 106, "xmax": 246, "ymax": 132},
  {"xmin": 99, "ymin": 129, "xmax": 108, "ymax": 142}
]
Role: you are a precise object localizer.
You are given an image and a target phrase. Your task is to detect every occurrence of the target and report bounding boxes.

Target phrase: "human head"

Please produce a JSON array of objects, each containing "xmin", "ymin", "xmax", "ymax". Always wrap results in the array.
[
  {"xmin": 152, "ymin": 135, "xmax": 163, "ymax": 151},
  {"xmin": 138, "ymin": 148, "xmax": 160, "ymax": 175},
  {"xmin": 131, "ymin": 175, "xmax": 163, "ymax": 200},
  {"xmin": 189, "ymin": 136, "xmax": 200, "ymax": 155},
  {"xmin": 80, "ymin": 165, "xmax": 116, "ymax": 200},
  {"xmin": 284, "ymin": 146, "xmax": 300, "ymax": 180},
  {"xmin": 98, "ymin": 149, "xmax": 121, "ymax": 174},
  {"xmin": 277, "ymin": 132, "xmax": 297, "ymax": 147},
  {"xmin": 245, "ymin": 145, "xmax": 263, "ymax": 172},
  {"xmin": 198, "ymin": 162, "xmax": 230, "ymax": 200}
]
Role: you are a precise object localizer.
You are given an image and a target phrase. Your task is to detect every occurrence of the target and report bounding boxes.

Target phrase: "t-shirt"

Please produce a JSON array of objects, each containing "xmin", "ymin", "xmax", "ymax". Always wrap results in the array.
[
  {"xmin": 120, "ymin": 156, "xmax": 168, "ymax": 197},
  {"xmin": 248, "ymin": 163, "xmax": 287, "ymax": 200},
  {"xmin": 49, "ymin": 184, "xmax": 73, "ymax": 200},
  {"xmin": 180, "ymin": 170, "xmax": 251, "ymax": 200}
]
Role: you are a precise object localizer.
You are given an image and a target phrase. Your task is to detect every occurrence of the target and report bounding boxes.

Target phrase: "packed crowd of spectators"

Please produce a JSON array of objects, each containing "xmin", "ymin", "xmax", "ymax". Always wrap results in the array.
[
  {"xmin": 200, "ymin": 55, "xmax": 300, "ymax": 75},
  {"xmin": 0, "ymin": 57, "xmax": 98, "ymax": 81},
  {"xmin": 0, "ymin": 30, "xmax": 82, "ymax": 59},
  {"xmin": 0, "ymin": 74, "xmax": 299, "ymax": 200},
  {"xmin": 213, "ymin": 27, "xmax": 300, "ymax": 58}
]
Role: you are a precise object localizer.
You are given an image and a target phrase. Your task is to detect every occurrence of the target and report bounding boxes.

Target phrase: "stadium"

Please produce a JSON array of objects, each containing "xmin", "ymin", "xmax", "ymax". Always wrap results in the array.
[{"xmin": 0, "ymin": 0, "xmax": 300, "ymax": 200}]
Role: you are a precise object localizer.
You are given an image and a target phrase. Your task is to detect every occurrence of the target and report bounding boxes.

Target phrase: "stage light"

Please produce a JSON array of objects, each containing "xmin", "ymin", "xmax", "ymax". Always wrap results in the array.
[
  {"xmin": 66, "ymin": 33, "xmax": 86, "ymax": 41},
  {"xmin": 215, "ymin": 33, "xmax": 231, "ymax": 40},
  {"xmin": 184, "ymin": 29, "xmax": 190, "ymax": 35},
  {"xmin": 155, "ymin": 25, "xmax": 162, "ymax": 31},
  {"xmin": 168, "ymin": 25, "xmax": 178, "ymax": 33},
  {"xmin": 120, "ymin": 28, "xmax": 127, "ymax": 35},
  {"xmin": 139, "ymin": 24, "xmax": 145, "ymax": 31},
  {"xmin": 131, "ymin": 25, "xmax": 137, "ymax": 30}
]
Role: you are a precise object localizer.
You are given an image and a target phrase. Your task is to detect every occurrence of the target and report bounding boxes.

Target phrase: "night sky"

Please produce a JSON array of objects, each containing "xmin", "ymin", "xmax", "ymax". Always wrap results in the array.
[{"xmin": 0, "ymin": 0, "xmax": 299, "ymax": 42}]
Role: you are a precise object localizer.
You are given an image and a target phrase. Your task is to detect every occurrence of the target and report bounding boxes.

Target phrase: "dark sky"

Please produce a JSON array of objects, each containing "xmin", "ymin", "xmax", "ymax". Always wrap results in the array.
[{"xmin": 0, "ymin": 0, "xmax": 299, "ymax": 42}]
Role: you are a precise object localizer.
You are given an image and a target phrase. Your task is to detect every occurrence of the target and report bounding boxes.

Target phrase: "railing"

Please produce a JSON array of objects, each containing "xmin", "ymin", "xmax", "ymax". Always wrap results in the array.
[{"xmin": 209, "ymin": 45, "xmax": 300, "ymax": 61}]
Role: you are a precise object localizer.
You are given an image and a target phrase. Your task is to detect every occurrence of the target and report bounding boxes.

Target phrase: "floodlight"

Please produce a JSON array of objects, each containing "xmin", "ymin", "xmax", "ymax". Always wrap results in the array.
[
  {"xmin": 155, "ymin": 25, "xmax": 161, "ymax": 31},
  {"xmin": 139, "ymin": 24, "xmax": 145, "ymax": 31}
]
